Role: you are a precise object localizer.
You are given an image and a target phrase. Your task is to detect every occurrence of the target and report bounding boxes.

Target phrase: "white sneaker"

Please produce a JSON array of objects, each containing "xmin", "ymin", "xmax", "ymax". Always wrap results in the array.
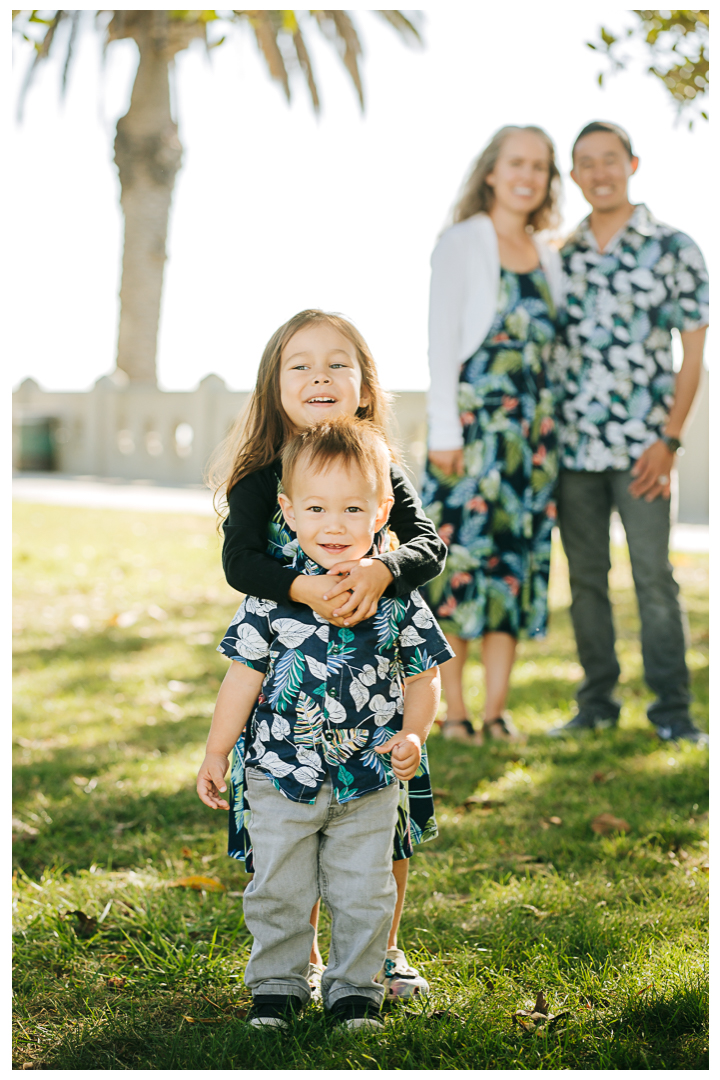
[{"xmin": 376, "ymin": 948, "xmax": 429, "ymax": 1000}]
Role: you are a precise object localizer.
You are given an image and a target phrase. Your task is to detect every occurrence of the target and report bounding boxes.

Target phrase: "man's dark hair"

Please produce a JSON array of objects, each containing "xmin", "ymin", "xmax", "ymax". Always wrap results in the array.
[{"xmin": 572, "ymin": 121, "xmax": 634, "ymax": 163}]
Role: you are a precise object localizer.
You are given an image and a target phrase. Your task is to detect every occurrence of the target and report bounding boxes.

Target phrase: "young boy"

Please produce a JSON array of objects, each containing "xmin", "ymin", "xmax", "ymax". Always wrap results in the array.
[{"xmin": 197, "ymin": 418, "xmax": 453, "ymax": 1030}]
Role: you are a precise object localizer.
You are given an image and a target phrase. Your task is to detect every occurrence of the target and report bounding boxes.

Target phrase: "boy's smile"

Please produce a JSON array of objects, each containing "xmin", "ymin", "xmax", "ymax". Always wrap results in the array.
[{"xmin": 278, "ymin": 458, "xmax": 393, "ymax": 571}]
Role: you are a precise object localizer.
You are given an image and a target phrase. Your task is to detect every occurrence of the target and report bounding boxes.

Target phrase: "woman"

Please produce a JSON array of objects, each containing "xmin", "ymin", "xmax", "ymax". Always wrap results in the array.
[{"xmin": 421, "ymin": 125, "xmax": 563, "ymax": 744}]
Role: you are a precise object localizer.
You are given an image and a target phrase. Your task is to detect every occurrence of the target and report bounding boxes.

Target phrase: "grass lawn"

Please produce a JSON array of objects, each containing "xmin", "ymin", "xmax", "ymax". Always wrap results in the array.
[{"xmin": 12, "ymin": 502, "xmax": 708, "ymax": 1070}]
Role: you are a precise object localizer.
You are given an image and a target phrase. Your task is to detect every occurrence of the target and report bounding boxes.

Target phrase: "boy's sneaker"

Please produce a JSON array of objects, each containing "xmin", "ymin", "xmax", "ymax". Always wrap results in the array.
[
  {"xmin": 247, "ymin": 994, "xmax": 303, "ymax": 1029},
  {"xmin": 377, "ymin": 947, "xmax": 429, "ymax": 1000},
  {"xmin": 330, "ymin": 996, "xmax": 384, "ymax": 1030},
  {"xmin": 303, "ymin": 961, "xmax": 326, "ymax": 1003}
]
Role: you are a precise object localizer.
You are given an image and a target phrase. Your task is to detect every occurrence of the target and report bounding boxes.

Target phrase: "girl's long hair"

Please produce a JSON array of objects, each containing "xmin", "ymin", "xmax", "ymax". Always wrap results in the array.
[
  {"xmin": 208, "ymin": 309, "xmax": 392, "ymax": 517},
  {"xmin": 452, "ymin": 125, "xmax": 561, "ymax": 233}
]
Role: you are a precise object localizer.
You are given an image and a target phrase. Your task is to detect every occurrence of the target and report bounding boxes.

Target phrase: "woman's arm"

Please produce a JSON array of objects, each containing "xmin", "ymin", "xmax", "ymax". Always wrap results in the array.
[{"xmin": 427, "ymin": 228, "xmax": 467, "ymax": 454}]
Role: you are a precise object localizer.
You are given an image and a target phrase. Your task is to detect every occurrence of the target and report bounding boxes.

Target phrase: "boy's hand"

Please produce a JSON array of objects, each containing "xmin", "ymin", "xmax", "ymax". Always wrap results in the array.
[
  {"xmin": 197, "ymin": 753, "xmax": 231, "ymax": 809},
  {"xmin": 322, "ymin": 558, "xmax": 394, "ymax": 625},
  {"xmin": 375, "ymin": 732, "xmax": 422, "ymax": 781}
]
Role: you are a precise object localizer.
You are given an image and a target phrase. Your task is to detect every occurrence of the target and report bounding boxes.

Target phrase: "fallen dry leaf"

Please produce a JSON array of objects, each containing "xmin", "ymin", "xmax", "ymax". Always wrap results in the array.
[
  {"xmin": 591, "ymin": 812, "xmax": 631, "ymax": 835},
  {"xmin": 168, "ymin": 875, "xmax": 226, "ymax": 893},
  {"xmin": 107, "ymin": 976, "xmax": 126, "ymax": 991},
  {"xmin": 548, "ymin": 816, "xmax": 562, "ymax": 826},
  {"xmin": 512, "ymin": 991, "xmax": 570, "ymax": 1035},
  {"xmin": 181, "ymin": 847, "xmax": 194, "ymax": 858},
  {"xmin": 592, "ymin": 771, "xmax": 616, "ymax": 784},
  {"xmin": 182, "ymin": 1015, "xmax": 224, "ymax": 1024},
  {"xmin": 66, "ymin": 910, "xmax": 98, "ymax": 938}
]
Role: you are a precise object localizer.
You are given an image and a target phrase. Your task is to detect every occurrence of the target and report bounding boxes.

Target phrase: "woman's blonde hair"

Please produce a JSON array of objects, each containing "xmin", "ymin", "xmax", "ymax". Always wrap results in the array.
[
  {"xmin": 452, "ymin": 125, "xmax": 561, "ymax": 233},
  {"xmin": 208, "ymin": 309, "xmax": 392, "ymax": 516}
]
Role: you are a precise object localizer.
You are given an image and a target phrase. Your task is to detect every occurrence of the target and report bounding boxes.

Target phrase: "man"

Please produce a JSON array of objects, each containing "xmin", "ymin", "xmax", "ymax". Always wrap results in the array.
[{"xmin": 548, "ymin": 121, "xmax": 708, "ymax": 744}]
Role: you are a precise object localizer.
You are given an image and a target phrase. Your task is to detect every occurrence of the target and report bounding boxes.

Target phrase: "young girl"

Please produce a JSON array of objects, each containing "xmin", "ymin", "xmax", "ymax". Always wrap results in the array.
[{"xmin": 211, "ymin": 309, "xmax": 447, "ymax": 998}]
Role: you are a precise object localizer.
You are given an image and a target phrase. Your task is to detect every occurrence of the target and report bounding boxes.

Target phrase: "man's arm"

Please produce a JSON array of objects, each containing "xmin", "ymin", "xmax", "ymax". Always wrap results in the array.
[
  {"xmin": 196, "ymin": 662, "xmax": 265, "ymax": 809},
  {"xmin": 628, "ymin": 326, "xmax": 707, "ymax": 501}
]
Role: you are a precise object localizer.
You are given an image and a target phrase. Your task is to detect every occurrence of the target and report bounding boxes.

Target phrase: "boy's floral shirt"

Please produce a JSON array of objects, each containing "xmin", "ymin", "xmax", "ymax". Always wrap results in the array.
[
  {"xmin": 549, "ymin": 203, "xmax": 708, "ymax": 471},
  {"xmin": 218, "ymin": 549, "xmax": 454, "ymax": 805}
]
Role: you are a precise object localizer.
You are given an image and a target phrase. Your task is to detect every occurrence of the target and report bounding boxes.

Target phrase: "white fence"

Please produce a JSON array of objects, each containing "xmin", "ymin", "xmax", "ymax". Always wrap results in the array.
[{"xmin": 12, "ymin": 369, "xmax": 709, "ymax": 523}]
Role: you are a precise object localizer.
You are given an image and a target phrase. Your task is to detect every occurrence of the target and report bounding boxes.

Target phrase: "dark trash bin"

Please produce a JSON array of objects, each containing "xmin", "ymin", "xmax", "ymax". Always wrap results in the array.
[{"xmin": 17, "ymin": 416, "xmax": 58, "ymax": 471}]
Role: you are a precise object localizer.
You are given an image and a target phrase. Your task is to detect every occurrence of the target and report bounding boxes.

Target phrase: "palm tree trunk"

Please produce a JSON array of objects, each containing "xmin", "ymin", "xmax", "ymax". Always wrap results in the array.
[{"xmin": 113, "ymin": 17, "xmax": 182, "ymax": 384}]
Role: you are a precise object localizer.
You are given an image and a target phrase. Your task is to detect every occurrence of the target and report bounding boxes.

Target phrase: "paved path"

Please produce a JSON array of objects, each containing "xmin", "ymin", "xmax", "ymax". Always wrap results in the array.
[{"xmin": 13, "ymin": 473, "xmax": 709, "ymax": 552}]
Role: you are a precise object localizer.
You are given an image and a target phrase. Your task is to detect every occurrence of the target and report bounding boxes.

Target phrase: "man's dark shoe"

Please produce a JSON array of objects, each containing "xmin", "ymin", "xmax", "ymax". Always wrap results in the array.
[
  {"xmin": 247, "ymin": 994, "xmax": 304, "ymax": 1029},
  {"xmin": 546, "ymin": 713, "xmax": 618, "ymax": 737},
  {"xmin": 654, "ymin": 722, "xmax": 708, "ymax": 747},
  {"xmin": 330, "ymin": 995, "xmax": 384, "ymax": 1030}
]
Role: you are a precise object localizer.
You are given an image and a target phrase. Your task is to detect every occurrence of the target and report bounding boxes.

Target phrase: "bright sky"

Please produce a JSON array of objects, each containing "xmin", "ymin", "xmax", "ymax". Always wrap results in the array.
[{"xmin": 11, "ymin": 5, "xmax": 712, "ymax": 392}]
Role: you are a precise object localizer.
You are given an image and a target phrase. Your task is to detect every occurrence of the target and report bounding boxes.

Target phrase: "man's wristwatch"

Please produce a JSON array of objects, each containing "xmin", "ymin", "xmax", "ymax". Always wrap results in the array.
[{"xmin": 661, "ymin": 434, "xmax": 682, "ymax": 454}]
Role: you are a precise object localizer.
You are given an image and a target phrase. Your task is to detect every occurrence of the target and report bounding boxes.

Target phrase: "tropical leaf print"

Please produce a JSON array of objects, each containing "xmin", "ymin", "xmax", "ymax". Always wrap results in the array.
[
  {"xmin": 293, "ymin": 692, "xmax": 323, "ymax": 748},
  {"xmin": 271, "ymin": 618, "xmax": 317, "ymax": 648},
  {"xmin": 421, "ymin": 267, "xmax": 557, "ymax": 644},
  {"xmin": 230, "ymin": 624, "xmax": 270, "ymax": 661},
  {"xmin": 267, "ymin": 648, "xmax": 305, "ymax": 711},
  {"xmin": 326, "ymin": 641, "xmax": 356, "ymax": 674},
  {"xmin": 374, "ymin": 598, "xmax": 406, "ymax": 652},
  {"xmin": 322, "ymin": 728, "xmax": 370, "ymax": 766}
]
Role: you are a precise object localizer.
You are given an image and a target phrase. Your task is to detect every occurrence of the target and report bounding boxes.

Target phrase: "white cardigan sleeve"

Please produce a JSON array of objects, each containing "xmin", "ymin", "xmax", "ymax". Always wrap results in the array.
[{"xmin": 426, "ymin": 228, "xmax": 466, "ymax": 451}]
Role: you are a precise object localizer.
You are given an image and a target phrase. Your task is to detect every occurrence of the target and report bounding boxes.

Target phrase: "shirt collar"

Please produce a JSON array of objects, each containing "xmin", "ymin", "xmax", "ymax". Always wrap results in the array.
[{"xmin": 574, "ymin": 202, "xmax": 657, "ymax": 254}]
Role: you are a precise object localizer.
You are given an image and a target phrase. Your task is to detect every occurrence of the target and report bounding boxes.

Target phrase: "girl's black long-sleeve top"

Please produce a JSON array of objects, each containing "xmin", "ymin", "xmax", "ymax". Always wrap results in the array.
[{"xmin": 222, "ymin": 460, "xmax": 446, "ymax": 603}]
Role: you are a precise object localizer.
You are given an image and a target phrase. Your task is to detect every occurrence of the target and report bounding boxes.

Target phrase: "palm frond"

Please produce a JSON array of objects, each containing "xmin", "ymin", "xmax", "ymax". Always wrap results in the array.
[
  {"xmin": 17, "ymin": 9, "xmax": 65, "ymax": 120},
  {"xmin": 292, "ymin": 25, "xmax": 320, "ymax": 112},
  {"xmin": 312, "ymin": 9, "xmax": 364, "ymax": 109},
  {"xmin": 374, "ymin": 10, "xmax": 423, "ymax": 46},
  {"xmin": 61, "ymin": 9, "xmax": 80, "ymax": 96},
  {"xmin": 244, "ymin": 9, "xmax": 290, "ymax": 101}
]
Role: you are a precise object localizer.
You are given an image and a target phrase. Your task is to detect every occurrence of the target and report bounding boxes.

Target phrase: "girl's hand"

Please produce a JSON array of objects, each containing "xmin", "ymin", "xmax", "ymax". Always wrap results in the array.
[
  {"xmin": 197, "ymin": 753, "xmax": 231, "ymax": 809},
  {"xmin": 428, "ymin": 448, "xmax": 464, "ymax": 477},
  {"xmin": 289, "ymin": 573, "xmax": 354, "ymax": 627},
  {"xmin": 375, "ymin": 732, "xmax": 422, "ymax": 781},
  {"xmin": 322, "ymin": 558, "xmax": 394, "ymax": 625}
]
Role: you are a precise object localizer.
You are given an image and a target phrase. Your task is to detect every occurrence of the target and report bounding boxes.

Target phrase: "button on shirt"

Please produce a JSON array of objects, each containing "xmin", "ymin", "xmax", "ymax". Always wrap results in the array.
[
  {"xmin": 217, "ymin": 549, "xmax": 454, "ymax": 805},
  {"xmin": 550, "ymin": 203, "xmax": 709, "ymax": 471}
]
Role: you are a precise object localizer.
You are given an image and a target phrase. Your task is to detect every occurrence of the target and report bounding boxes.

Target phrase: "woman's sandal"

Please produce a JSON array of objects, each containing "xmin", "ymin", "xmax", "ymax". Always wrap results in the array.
[
  {"xmin": 482, "ymin": 715, "xmax": 526, "ymax": 744},
  {"xmin": 441, "ymin": 719, "xmax": 485, "ymax": 746}
]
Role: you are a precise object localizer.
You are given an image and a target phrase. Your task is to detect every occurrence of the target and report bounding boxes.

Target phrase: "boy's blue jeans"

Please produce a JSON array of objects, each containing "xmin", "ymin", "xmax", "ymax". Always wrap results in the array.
[{"xmin": 243, "ymin": 770, "xmax": 399, "ymax": 1010}]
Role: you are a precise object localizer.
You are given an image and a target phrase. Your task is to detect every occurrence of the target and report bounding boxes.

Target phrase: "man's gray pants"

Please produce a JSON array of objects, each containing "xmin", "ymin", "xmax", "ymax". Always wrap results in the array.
[
  {"xmin": 557, "ymin": 469, "xmax": 691, "ymax": 729},
  {"xmin": 243, "ymin": 770, "xmax": 398, "ymax": 1010}
]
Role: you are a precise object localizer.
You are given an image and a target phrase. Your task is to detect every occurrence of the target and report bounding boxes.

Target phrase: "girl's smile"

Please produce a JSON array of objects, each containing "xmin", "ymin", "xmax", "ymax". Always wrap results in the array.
[{"xmin": 280, "ymin": 323, "xmax": 369, "ymax": 431}]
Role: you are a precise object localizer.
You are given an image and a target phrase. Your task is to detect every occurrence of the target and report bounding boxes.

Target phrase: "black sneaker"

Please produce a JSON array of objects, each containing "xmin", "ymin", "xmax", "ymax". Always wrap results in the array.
[
  {"xmin": 654, "ymin": 722, "xmax": 708, "ymax": 747},
  {"xmin": 247, "ymin": 994, "xmax": 304, "ymax": 1029},
  {"xmin": 330, "ymin": 996, "xmax": 384, "ymax": 1030},
  {"xmin": 546, "ymin": 713, "xmax": 618, "ymax": 737}
]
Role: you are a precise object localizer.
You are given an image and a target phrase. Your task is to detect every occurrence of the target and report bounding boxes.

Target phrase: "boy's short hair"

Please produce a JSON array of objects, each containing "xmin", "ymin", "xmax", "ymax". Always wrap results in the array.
[
  {"xmin": 282, "ymin": 418, "xmax": 393, "ymax": 500},
  {"xmin": 572, "ymin": 121, "xmax": 634, "ymax": 162}
]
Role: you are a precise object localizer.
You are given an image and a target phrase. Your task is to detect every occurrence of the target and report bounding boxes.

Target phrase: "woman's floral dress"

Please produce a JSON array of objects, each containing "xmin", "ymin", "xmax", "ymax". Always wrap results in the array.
[
  {"xmin": 226, "ymin": 477, "xmax": 438, "ymax": 870},
  {"xmin": 421, "ymin": 267, "xmax": 558, "ymax": 640}
]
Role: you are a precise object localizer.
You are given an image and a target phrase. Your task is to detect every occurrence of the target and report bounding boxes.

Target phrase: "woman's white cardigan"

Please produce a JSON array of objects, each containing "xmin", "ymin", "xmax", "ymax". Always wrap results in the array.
[{"xmin": 427, "ymin": 212, "xmax": 564, "ymax": 451}]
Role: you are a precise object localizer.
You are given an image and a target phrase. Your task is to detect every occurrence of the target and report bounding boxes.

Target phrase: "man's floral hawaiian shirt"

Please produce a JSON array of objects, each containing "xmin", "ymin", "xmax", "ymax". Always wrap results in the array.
[
  {"xmin": 217, "ymin": 549, "xmax": 454, "ymax": 805},
  {"xmin": 550, "ymin": 203, "xmax": 708, "ymax": 471}
]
